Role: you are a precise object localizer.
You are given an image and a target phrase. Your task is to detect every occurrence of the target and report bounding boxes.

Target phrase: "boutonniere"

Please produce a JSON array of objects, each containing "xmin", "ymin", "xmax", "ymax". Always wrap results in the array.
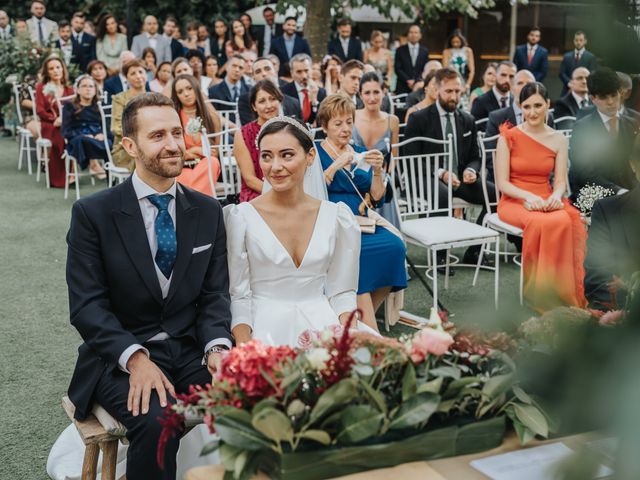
[{"xmin": 185, "ymin": 116, "xmax": 203, "ymax": 136}]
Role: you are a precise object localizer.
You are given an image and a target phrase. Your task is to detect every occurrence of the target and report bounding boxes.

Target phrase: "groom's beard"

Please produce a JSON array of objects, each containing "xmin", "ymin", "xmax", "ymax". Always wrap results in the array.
[{"xmin": 138, "ymin": 146, "xmax": 186, "ymax": 178}]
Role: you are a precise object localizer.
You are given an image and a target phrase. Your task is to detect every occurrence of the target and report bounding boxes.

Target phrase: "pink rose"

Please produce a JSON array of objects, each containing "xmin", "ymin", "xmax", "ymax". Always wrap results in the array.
[{"xmin": 411, "ymin": 328, "xmax": 454, "ymax": 361}]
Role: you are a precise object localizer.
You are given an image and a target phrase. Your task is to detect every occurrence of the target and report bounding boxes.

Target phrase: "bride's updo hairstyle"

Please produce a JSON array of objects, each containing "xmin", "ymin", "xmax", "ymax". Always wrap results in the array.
[
  {"xmin": 519, "ymin": 81, "xmax": 549, "ymax": 104},
  {"xmin": 257, "ymin": 118, "xmax": 314, "ymax": 153}
]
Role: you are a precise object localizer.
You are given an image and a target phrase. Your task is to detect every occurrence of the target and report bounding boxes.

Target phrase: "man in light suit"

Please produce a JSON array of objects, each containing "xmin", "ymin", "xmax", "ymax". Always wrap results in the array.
[
  {"xmin": 270, "ymin": 16, "xmax": 311, "ymax": 77},
  {"xmin": 394, "ymin": 24, "xmax": 429, "ymax": 94},
  {"xmin": 70, "ymin": 12, "xmax": 96, "ymax": 73},
  {"xmin": 513, "ymin": 27, "xmax": 548, "ymax": 82},
  {"xmin": 327, "ymin": 18, "xmax": 363, "ymax": 63},
  {"xmin": 131, "ymin": 15, "xmax": 172, "ymax": 64},
  {"xmin": 559, "ymin": 31, "xmax": 597, "ymax": 95},
  {"xmin": 66, "ymin": 92, "xmax": 233, "ymax": 480},
  {"xmin": 27, "ymin": 0, "xmax": 58, "ymax": 45}
]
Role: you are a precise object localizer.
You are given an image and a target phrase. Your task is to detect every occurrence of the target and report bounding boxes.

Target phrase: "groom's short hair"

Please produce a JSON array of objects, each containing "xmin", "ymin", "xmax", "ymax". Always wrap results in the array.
[{"xmin": 122, "ymin": 92, "xmax": 175, "ymax": 139}]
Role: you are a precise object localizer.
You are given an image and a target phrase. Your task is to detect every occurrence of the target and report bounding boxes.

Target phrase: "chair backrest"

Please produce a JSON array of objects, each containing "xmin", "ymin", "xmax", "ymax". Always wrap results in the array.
[
  {"xmin": 475, "ymin": 117, "xmax": 488, "ymax": 128},
  {"xmin": 478, "ymin": 132, "xmax": 501, "ymax": 213},
  {"xmin": 206, "ymin": 127, "xmax": 241, "ymax": 197},
  {"xmin": 389, "ymin": 93, "xmax": 408, "ymax": 111},
  {"xmin": 390, "ymin": 135, "xmax": 454, "ymax": 220},
  {"xmin": 207, "ymin": 98, "xmax": 240, "ymax": 129},
  {"xmin": 12, "ymin": 82, "xmax": 25, "ymax": 125},
  {"xmin": 27, "ymin": 86, "xmax": 43, "ymax": 137},
  {"xmin": 199, "ymin": 127, "xmax": 218, "ymax": 198},
  {"xmin": 98, "ymin": 103, "xmax": 114, "ymax": 164},
  {"xmin": 553, "ymin": 115, "xmax": 576, "ymax": 132}
]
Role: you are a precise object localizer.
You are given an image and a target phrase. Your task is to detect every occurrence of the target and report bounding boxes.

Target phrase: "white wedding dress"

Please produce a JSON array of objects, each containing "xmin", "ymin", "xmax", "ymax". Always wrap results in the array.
[{"xmin": 225, "ymin": 200, "xmax": 377, "ymax": 346}]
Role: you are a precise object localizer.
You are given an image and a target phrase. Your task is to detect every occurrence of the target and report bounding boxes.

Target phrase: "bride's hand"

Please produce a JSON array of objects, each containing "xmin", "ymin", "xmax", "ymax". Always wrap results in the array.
[{"xmin": 232, "ymin": 324, "xmax": 252, "ymax": 345}]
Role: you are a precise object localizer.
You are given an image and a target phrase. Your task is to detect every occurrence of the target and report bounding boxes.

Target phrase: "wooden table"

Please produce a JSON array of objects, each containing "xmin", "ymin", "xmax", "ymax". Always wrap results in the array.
[{"xmin": 184, "ymin": 431, "xmax": 611, "ymax": 480}]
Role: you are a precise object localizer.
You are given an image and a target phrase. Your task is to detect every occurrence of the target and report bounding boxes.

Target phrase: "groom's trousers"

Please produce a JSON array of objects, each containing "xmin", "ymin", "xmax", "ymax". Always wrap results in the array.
[{"xmin": 94, "ymin": 336, "xmax": 211, "ymax": 480}]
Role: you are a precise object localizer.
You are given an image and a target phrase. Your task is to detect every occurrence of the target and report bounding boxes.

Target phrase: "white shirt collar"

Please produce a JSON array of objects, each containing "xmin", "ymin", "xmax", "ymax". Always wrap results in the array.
[
  {"xmin": 435, "ymin": 100, "xmax": 452, "ymax": 117},
  {"xmin": 132, "ymin": 170, "xmax": 177, "ymax": 200},
  {"xmin": 492, "ymin": 86, "xmax": 510, "ymax": 105},
  {"xmin": 145, "ymin": 32, "xmax": 157, "ymax": 39},
  {"xmin": 597, "ymin": 109, "xmax": 618, "ymax": 125},
  {"xmin": 575, "ymin": 47, "xmax": 585, "ymax": 55},
  {"xmin": 571, "ymin": 91, "xmax": 588, "ymax": 105},
  {"xmin": 294, "ymin": 81, "xmax": 307, "ymax": 92},
  {"xmin": 528, "ymin": 43, "xmax": 537, "ymax": 51},
  {"xmin": 73, "ymin": 30, "xmax": 83, "ymax": 40},
  {"xmin": 31, "ymin": 16, "xmax": 44, "ymax": 23}
]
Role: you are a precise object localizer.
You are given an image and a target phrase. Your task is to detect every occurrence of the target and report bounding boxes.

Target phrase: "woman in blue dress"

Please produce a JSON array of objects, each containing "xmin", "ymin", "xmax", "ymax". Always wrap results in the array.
[
  {"xmin": 61, "ymin": 75, "xmax": 110, "ymax": 179},
  {"xmin": 316, "ymin": 93, "xmax": 407, "ymax": 332}
]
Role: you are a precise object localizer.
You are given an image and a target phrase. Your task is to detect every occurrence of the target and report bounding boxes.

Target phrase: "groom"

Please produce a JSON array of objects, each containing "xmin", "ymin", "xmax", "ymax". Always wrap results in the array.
[{"xmin": 66, "ymin": 93, "xmax": 233, "ymax": 480}]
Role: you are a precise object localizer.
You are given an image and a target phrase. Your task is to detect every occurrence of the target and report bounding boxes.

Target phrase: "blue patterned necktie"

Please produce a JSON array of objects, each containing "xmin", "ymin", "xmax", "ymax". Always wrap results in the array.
[{"xmin": 147, "ymin": 194, "xmax": 177, "ymax": 279}]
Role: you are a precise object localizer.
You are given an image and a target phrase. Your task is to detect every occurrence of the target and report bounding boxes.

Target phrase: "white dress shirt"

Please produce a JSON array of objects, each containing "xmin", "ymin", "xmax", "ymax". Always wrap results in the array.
[
  {"xmin": 408, "ymin": 42, "xmax": 419, "ymax": 66},
  {"xmin": 73, "ymin": 31, "xmax": 83, "ymax": 44},
  {"xmin": 145, "ymin": 32, "xmax": 158, "ymax": 50},
  {"xmin": 340, "ymin": 36, "xmax": 350, "ymax": 56},
  {"xmin": 597, "ymin": 110, "xmax": 618, "ymax": 132},
  {"xmin": 571, "ymin": 91, "xmax": 589, "ymax": 109},
  {"xmin": 527, "ymin": 44, "xmax": 538, "ymax": 58},
  {"xmin": 492, "ymin": 86, "xmax": 510, "ymax": 108},
  {"xmin": 59, "ymin": 39, "xmax": 73, "ymax": 65},
  {"xmin": 118, "ymin": 172, "xmax": 231, "ymax": 372},
  {"xmin": 513, "ymin": 103, "xmax": 523, "ymax": 125},
  {"xmin": 262, "ymin": 24, "xmax": 274, "ymax": 56}
]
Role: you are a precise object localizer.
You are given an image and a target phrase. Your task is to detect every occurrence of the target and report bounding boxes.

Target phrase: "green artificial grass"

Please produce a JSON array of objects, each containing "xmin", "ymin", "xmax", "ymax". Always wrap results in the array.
[{"xmin": 0, "ymin": 135, "xmax": 525, "ymax": 479}]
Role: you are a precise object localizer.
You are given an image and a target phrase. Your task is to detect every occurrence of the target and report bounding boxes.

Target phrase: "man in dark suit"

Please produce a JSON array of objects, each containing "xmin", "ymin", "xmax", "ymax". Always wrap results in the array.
[
  {"xmin": 394, "ymin": 24, "xmax": 429, "ymax": 95},
  {"xmin": 163, "ymin": 17, "xmax": 185, "ymax": 60},
  {"xmin": 270, "ymin": 16, "xmax": 311, "ymax": 77},
  {"xmin": 570, "ymin": 68, "xmax": 638, "ymax": 198},
  {"xmin": 404, "ymin": 67, "xmax": 493, "ymax": 263},
  {"xmin": 513, "ymin": 27, "xmax": 549, "ymax": 82},
  {"xmin": 66, "ymin": 93, "xmax": 232, "ymax": 480},
  {"xmin": 254, "ymin": 7, "xmax": 282, "ymax": 57},
  {"xmin": 281, "ymin": 53, "xmax": 327, "ymax": 125},
  {"xmin": 327, "ymin": 18, "xmax": 363, "ymax": 63},
  {"xmin": 104, "ymin": 51, "xmax": 151, "ymax": 103},
  {"xmin": 70, "ymin": 12, "xmax": 96, "ymax": 72},
  {"xmin": 618, "ymin": 71, "xmax": 640, "ymax": 126},
  {"xmin": 470, "ymin": 61, "xmax": 516, "ymax": 129},
  {"xmin": 553, "ymin": 67, "xmax": 592, "ymax": 128},
  {"xmin": 208, "ymin": 54, "xmax": 249, "ymax": 105},
  {"xmin": 585, "ymin": 140, "xmax": 640, "ymax": 309},
  {"xmin": 238, "ymin": 57, "xmax": 302, "ymax": 125},
  {"xmin": 559, "ymin": 31, "xmax": 597, "ymax": 95}
]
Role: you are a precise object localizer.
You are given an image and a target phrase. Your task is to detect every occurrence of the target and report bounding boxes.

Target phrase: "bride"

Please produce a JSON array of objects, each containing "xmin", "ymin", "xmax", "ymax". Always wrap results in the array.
[{"xmin": 226, "ymin": 116, "xmax": 377, "ymax": 346}]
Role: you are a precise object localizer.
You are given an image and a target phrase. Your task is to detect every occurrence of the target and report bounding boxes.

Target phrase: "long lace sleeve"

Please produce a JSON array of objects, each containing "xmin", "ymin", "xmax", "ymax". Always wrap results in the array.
[
  {"xmin": 326, "ymin": 202, "xmax": 361, "ymax": 316},
  {"xmin": 223, "ymin": 205, "xmax": 253, "ymax": 331}
]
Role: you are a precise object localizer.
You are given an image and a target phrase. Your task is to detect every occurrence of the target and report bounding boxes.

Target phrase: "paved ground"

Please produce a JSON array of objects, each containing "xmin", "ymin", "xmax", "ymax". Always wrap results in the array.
[{"xmin": 0, "ymin": 135, "xmax": 525, "ymax": 479}]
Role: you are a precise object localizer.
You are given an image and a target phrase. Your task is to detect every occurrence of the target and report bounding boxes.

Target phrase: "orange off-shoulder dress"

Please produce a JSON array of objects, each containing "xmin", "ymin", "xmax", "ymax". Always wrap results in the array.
[{"xmin": 497, "ymin": 125, "xmax": 587, "ymax": 311}]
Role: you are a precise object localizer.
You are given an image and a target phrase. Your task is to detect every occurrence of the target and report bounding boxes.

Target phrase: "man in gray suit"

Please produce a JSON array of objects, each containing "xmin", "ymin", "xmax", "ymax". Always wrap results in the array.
[
  {"xmin": 26, "ymin": 0, "xmax": 58, "ymax": 45},
  {"xmin": 131, "ymin": 15, "xmax": 171, "ymax": 64}
]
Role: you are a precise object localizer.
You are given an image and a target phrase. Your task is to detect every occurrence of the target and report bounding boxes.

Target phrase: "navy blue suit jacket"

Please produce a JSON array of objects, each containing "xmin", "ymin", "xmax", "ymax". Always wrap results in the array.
[
  {"xmin": 513, "ymin": 44, "xmax": 549, "ymax": 82},
  {"xmin": 270, "ymin": 35, "xmax": 312, "ymax": 76},
  {"xmin": 394, "ymin": 43, "xmax": 429, "ymax": 94},
  {"xmin": 280, "ymin": 81, "xmax": 327, "ymax": 123},
  {"xmin": 327, "ymin": 36, "xmax": 363, "ymax": 62},
  {"xmin": 558, "ymin": 50, "xmax": 597, "ymax": 94},
  {"xmin": 207, "ymin": 79, "xmax": 249, "ymax": 105}
]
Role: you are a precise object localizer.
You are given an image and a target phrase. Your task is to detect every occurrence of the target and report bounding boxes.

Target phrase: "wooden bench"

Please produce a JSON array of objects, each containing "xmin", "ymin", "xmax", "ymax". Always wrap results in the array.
[{"xmin": 62, "ymin": 396, "xmax": 125, "ymax": 480}]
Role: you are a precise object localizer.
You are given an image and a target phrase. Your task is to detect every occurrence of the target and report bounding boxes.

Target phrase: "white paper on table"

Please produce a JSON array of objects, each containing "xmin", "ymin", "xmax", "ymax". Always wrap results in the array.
[{"xmin": 470, "ymin": 442, "xmax": 614, "ymax": 480}]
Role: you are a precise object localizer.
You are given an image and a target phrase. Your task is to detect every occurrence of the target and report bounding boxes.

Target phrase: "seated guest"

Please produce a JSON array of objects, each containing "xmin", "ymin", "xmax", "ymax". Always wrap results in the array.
[
  {"xmin": 337, "ymin": 59, "xmax": 391, "ymax": 113},
  {"xmin": 95, "ymin": 13, "xmax": 128, "ymax": 76},
  {"xmin": 471, "ymin": 61, "xmax": 515, "ymax": 130},
  {"xmin": 208, "ymin": 54, "xmax": 249, "ymax": 105},
  {"xmin": 404, "ymin": 67, "xmax": 491, "ymax": 264},
  {"xmin": 394, "ymin": 24, "xmax": 429, "ymax": 94},
  {"xmin": 327, "ymin": 18, "xmax": 363, "ymax": 63},
  {"xmin": 86, "ymin": 59, "xmax": 108, "ymax": 96},
  {"xmin": 496, "ymin": 82, "xmax": 586, "ymax": 311},
  {"xmin": 254, "ymin": 7, "xmax": 281, "ymax": 56},
  {"xmin": 171, "ymin": 74, "xmax": 222, "ymax": 197},
  {"xmin": 205, "ymin": 55, "xmax": 223, "ymax": 87},
  {"xmin": 405, "ymin": 59, "xmax": 443, "ymax": 109},
  {"xmin": 149, "ymin": 61, "xmax": 172, "ymax": 93},
  {"xmin": 61, "ymin": 75, "xmax": 109, "ymax": 179},
  {"xmin": 238, "ymin": 57, "xmax": 302, "ymax": 125},
  {"xmin": 225, "ymin": 19, "xmax": 258, "ymax": 64},
  {"xmin": 469, "ymin": 62, "xmax": 497, "ymax": 110},
  {"xmin": 186, "ymin": 49, "xmax": 213, "ymax": 94},
  {"xmin": 316, "ymin": 93, "xmax": 407, "ymax": 331},
  {"xmin": 559, "ymin": 31, "xmax": 597, "ymax": 95},
  {"xmin": 111, "ymin": 59, "xmax": 148, "ymax": 171},
  {"xmin": 585, "ymin": 140, "xmax": 640, "ymax": 309},
  {"xmin": 160, "ymin": 57, "xmax": 194, "ymax": 97},
  {"xmin": 405, "ymin": 70, "xmax": 438, "ymax": 121},
  {"xmin": 553, "ymin": 66, "xmax": 591, "ymax": 127},
  {"xmin": 270, "ymin": 16, "xmax": 311, "ymax": 77},
  {"xmin": 197, "ymin": 24, "xmax": 211, "ymax": 56},
  {"xmin": 618, "ymin": 71, "xmax": 640, "ymax": 125},
  {"xmin": 65, "ymin": 92, "xmax": 232, "ymax": 480},
  {"xmin": 103, "ymin": 50, "xmax": 136, "ymax": 101},
  {"xmin": 141, "ymin": 47, "xmax": 158, "ymax": 81},
  {"xmin": 321, "ymin": 54, "xmax": 343, "ymax": 95},
  {"xmin": 281, "ymin": 53, "xmax": 327, "ymax": 124},
  {"xmin": 363, "ymin": 30, "xmax": 392, "ymax": 86},
  {"xmin": 234, "ymin": 80, "xmax": 283, "ymax": 202},
  {"xmin": 569, "ymin": 67, "xmax": 638, "ymax": 197}
]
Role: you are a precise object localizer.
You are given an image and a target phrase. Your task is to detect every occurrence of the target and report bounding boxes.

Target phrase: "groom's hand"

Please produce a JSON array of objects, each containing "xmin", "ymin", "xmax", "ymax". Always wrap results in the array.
[{"xmin": 127, "ymin": 351, "xmax": 176, "ymax": 416}]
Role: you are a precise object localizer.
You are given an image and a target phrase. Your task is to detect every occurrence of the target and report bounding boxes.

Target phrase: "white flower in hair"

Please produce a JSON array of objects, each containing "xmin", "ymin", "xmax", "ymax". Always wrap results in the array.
[
  {"xmin": 43, "ymin": 82, "xmax": 58, "ymax": 97},
  {"xmin": 185, "ymin": 116, "xmax": 203, "ymax": 136},
  {"xmin": 575, "ymin": 183, "xmax": 615, "ymax": 215}
]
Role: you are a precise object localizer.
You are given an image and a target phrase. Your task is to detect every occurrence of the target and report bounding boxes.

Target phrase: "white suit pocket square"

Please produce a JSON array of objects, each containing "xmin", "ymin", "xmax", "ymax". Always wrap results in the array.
[{"xmin": 192, "ymin": 244, "xmax": 212, "ymax": 254}]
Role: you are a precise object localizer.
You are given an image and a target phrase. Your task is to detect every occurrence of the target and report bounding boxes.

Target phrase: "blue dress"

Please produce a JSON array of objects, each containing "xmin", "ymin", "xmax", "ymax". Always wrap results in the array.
[
  {"xmin": 61, "ymin": 103, "xmax": 112, "ymax": 169},
  {"xmin": 317, "ymin": 143, "xmax": 407, "ymax": 294}
]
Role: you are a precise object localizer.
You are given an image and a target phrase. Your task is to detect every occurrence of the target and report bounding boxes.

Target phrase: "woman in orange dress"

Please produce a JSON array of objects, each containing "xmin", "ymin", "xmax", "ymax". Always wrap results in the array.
[
  {"xmin": 496, "ymin": 82, "xmax": 587, "ymax": 311},
  {"xmin": 171, "ymin": 74, "xmax": 222, "ymax": 197}
]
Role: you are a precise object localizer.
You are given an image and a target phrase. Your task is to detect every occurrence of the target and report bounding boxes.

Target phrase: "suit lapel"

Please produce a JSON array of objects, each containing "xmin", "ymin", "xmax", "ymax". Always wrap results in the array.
[
  {"xmin": 113, "ymin": 179, "xmax": 163, "ymax": 304},
  {"xmin": 165, "ymin": 185, "xmax": 199, "ymax": 304}
]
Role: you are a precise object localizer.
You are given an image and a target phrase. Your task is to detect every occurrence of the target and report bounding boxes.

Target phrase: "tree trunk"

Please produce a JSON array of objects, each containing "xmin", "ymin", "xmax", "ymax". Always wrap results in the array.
[{"xmin": 304, "ymin": 1, "xmax": 332, "ymax": 62}]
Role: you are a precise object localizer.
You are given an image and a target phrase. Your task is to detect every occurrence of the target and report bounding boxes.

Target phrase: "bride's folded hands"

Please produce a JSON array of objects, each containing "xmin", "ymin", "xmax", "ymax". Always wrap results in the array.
[{"xmin": 232, "ymin": 324, "xmax": 252, "ymax": 346}]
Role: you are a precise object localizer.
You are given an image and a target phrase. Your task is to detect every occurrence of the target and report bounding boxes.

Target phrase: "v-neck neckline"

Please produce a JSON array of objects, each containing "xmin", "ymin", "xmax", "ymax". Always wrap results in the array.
[{"xmin": 247, "ymin": 201, "xmax": 325, "ymax": 270}]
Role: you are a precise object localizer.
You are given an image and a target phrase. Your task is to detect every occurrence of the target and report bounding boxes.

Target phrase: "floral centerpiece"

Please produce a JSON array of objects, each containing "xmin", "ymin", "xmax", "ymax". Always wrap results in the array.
[{"xmin": 158, "ymin": 311, "xmax": 551, "ymax": 479}]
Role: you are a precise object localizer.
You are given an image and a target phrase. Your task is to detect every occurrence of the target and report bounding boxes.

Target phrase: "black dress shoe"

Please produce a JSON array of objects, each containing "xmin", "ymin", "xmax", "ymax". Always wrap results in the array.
[{"xmin": 463, "ymin": 250, "xmax": 495, "ymax": 267}]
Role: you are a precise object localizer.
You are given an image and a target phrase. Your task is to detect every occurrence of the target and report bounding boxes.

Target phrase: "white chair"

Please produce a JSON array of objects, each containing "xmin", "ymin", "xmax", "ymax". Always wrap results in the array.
[
  {"xmin": 389, "ymin": 93, "xmax": 408, "ymax": 112},
  {"xmin": 98, "ymin": 103, "xmax": 130, "ymax": 186},
  {"xmin": 12, "ymin": 82, "xmax": 37, "ymax": 175},
  {"xmin": 475, "ymin": 117, "xmax": 489, "ymax": 129},
  {"xmin": 206, "ymin": 127, "xmax": 241, "ymax": 200},
  {"xmin": 28, "ymin": 86, "xmax": 52, "ymax": 188},
  {"xmin": 391, "ymin": 135, "xmax": 500, "ymax": 312},
  {"xmin": 554, "ymin": 115, "xmax": 576, "ymax": 133},
  {"xmin": 206, "ymin": 99, "xmax": 240, "ymax": 131},
  {"xmin": 477, "ymin": 132, "xmax": 524, "ymax": 304}
]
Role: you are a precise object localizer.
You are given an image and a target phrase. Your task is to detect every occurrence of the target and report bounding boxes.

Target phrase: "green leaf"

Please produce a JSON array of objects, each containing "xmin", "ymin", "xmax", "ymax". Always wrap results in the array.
[
  {"xmin": 429, "ymin": 366, "xmax": 461, "ymax": 380},
  {"xmin": 436, "ymin": 398, "xmax": 456, "ymax": 414},
  {"xmin": 286, "ymin": 399, "xmax": 306, "ymax": 418},
  {"xmin": 417, "ymin": 377, "xmax": 443, "ymax": 394},
  {"xmin": 336, "ymin": 405, "xmax": 384, "ymax": 444},
  {"xmin": 402, "ymin": 363, "xmax": 417, "ymax": 401},
  {"xmin": 512, "ymin": 385, "xmax": 533, "ymax": 405},
  {"xmin": 359, "ymin": 379, "xmax": 387, "ymax": 414},
  {"xmin": 389, "ymin": 392, "xmax": 440, "ymax": 430},
  {"xmin": 309, "ymin": 378, "xmax": 358, "ymax": 424},
  {"xmin": 443, "ymin": 377, "xmax": 482, "ymax": 399},
  {"xmin": 219, "ymin": 443, "xmax": 242, "ymax": 470},
  {"xmin": 482, "ymin": 374, "xmax": 514, "ymax": 400},
  {"xmin": 297, "ymin": 429, "xmax": 332, "ymax": 446},
  {"xmin": 234, "ymin": 450, "xmax": 249, "ymax": 479},
  {"xmin": 513, "ymin": 403, "xmax": 549, "ymax": 438},
  {"xmin": 477, "ymin": 393, "xmax": 505, "ymax": 418},
  {"xmin": 280, "ymin": 370, "xmax": 302, "ymax": 390},
  {"xmin": 512, "ymin": 419, "xmax": 536, "ymax": 445},
  {"xmin": 251, "ymin": 407, "xmax": 294, "ymax": 444},
  {"xmin": 200, "ymin": 440, "xmax": 219, "ymax": 456},
  {"xmin": 215, "ymin": 410, "xmax": 275, "ymax": 451},
  {"xmin": 252, "ymin": 398, "xmax": 279, "ymax": 417}
]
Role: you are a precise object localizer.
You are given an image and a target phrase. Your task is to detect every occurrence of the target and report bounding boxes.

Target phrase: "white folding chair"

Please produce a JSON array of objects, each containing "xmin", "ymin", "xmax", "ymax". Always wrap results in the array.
[
  {"xmin": 13, "ymin": 82, "xmax": 36, "ymax": 175},
  {"xmin": 28, "ymin": 86, "xmax": 52, "ymax": 188},
  {"xmin": 206, "ymin": 127, "xmax": 241, "ymax": 200},
  {"xmin": 389, "ymin": 93, "xmax": 408, "ymax": 112},
  {"xmin": 98, "ymin": 103, "xmax": 130, "ymax": 186},
  {"xmin": 391, "ymin": 135, "xmax": 500, "ymax": 313},
  {"xmin": 554, "ymin": 115, "xmax": 576, "ymax": 132},
  {"xmin": 206, "ymin": 99, "xmax": 240, "ymax": 131},
  {"xmin": 474, "ymin": 117, "xmax": 489, "ymax": 129},
  {"xmin": 477, "ymin": 132, "xmax": 524, "ymax": 304}
]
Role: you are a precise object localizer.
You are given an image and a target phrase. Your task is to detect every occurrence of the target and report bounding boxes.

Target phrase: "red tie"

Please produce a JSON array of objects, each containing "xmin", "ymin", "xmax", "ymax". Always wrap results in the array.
[
  {"xmin": 575, "ymin": 51, "xmax": 581, "ymax": 64},
  {"xmin": 527, "ymin": 48, "xmax": 533, "ymax": 65},
  {"xmin": 302, "ymin": 89, "xmax": 311, "ymax": 122}
]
